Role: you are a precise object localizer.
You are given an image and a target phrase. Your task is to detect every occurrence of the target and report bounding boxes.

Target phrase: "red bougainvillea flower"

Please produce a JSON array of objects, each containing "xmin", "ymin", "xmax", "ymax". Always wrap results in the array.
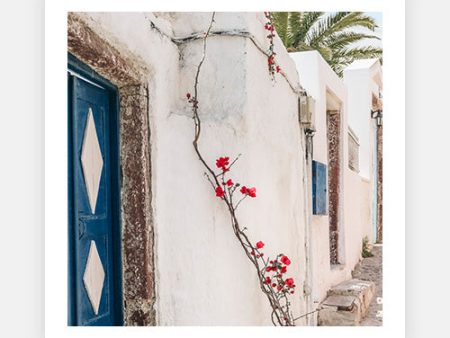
[
  {"xmin": 276, "ymin": 66, "xmax": 281, "ymax": 73},
  {"xmin": 186, "ymin": 93, "xmax": 191, "ymax": 99},
  {"xmin": 285, "ymin": 278, "xmax": 295, "ymax": 288},
  {"xmin": 265, "ymin": 267, "xmax": 272, "ymax": 272},
  {"xmin": 272, "ymin": 283, "xmax": 277, "ymax": 288},
  {"xmin": 265, "ymin": 24, "xmax": 274, "ymax": 32},
  {"xmin": 240, "ymin": 186, "xmax": 257, "ymax": 198},
  {"xmin": 247, "ymin": 187, "xmax": 256, "ymax": 198},
  {"xmin": 281, "ymin": 266, "xmax": 287, "ymax": 274},
  {"xmin": 216, "ymin": 157, "xmax": 230, "ymax": 171},
  {"xmin": 281, "ymin": 255, "xmax": 291, "ymax": 266},
  {"xmin": 256, "ymin": 241, "xmax": 265, "ymax": 249},
  {"xmin": 215, "ymin": 186, "xmax": 225, "ymax": 197},
  {"xmin": 268, "ymin": 56, "xmax": 274, "ymax": 65},
  {"xmin": 265, "ymin": 276, "xmax": 271, "ymax": 284},
  {"xmin": 226, "ymin": 179, "xmax": 233, "ymax": 187}
]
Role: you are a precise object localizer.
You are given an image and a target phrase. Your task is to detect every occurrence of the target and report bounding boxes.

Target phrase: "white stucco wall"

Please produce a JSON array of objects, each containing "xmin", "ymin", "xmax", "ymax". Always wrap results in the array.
[
  {"xmin": 290, "ymin": 51, "xmax": 375, "ymax": 307},
  {"xmin": 70, "ymin": 12, "xmax": 380, "ymax": 326},
  {"xmin": 343, "ymin": 59, "xmax": 383, "ymax": 180},
  {"xmin": 154, "ymin": 12, "xmax": 309, "ymax": 325},
  {"xmin": 77, "ymin": 12, "xmax": 310, "ymax": 325},
  {"xmin": 344, "ymin": 172, "xmax": 372, "ymax": 264},
  {"xmin": 344, "ymin": 60, "xmax": 382, "ymax": 244}
]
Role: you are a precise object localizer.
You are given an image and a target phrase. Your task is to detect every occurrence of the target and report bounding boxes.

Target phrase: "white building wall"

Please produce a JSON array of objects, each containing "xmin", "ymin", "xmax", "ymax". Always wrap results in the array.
[
  {"xmin": 69, "ymin": 12, "xmax": 380, "ymax": 326},
  {"xmin": 76, "ymin": 12, "xmax": 310, "ymax": 325},
  {"xmin": 344, "ymin": 59, "xmax": 383, "ymax": 243},
  {"xmin": 156, "ymin": 12, "xmax": 309, "ymax": 325},
  {"xmin": 343, "ymin": 59, "xmax": 382, "ymax": 180},
  {"xmin": 290, "ymin": 51, "xmax": 376, "ymax": 308}
]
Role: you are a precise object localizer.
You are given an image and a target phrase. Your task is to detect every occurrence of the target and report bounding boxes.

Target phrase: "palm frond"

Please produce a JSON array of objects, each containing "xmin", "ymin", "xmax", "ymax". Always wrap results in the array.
[
  {"xmin": 272, "ymin": 12, "xmax": 290, "ymax": 47},
  {"xmin": 308, "ymin": 12, "xmax": 379, "ymax": 47},
  {"xmin": 305, "ymin": 17, "xmax": 330, "ymax": 47},
  {"xmin": 306, "ymin": 12, "xmax": 350, "ymax": 46},
  {"xmin": 290, "ymin": 42, "xmax": 315, "ymax": 52},
  {"xmin": 331, "ymin": 64, "xmax": 346, "ymax": 77},
  {"xmin": 327, "ymin": 12, "xmax": 378, "ymax": 33},
  {"xmin": 338, "ymin": 12, "xmax": 378, "ymax": 31},
  {"xmin": 271, "ymin": 11, "xmax": 382, "ymax": 77},
  {"xmin": 333, "ymin": 46, "xmax": 383, "ymax": 60},
  {"xmin": 291, "ymin": 12, "xmax": 323, "ymax": 47},
  {"xmin": 324, "ymin": 12, "xmax": 352, "ymax": 31},
  {"xmin": 326, "ymin": 32, "xmax": 380, "ymax": 50},
  {"xmin": 315, "ymin": 45, "xmax": 333, "ymax": 62}
]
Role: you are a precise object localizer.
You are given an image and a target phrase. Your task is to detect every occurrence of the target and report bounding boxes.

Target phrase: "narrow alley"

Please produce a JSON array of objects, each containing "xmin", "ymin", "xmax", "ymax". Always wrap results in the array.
[{"xmin": 353, "ymin": 245, "xmax": 383, "ymax": 326}]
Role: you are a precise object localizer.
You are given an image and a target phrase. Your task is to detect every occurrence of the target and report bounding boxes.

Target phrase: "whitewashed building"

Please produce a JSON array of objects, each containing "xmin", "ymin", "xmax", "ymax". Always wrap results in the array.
[
  {"xmin": 290, "ymin": 51, "xmax": 382, "ymax": 316},
  {"xmin": 67, "ymin": 12, "xmax": 381, "ymax": 326}
]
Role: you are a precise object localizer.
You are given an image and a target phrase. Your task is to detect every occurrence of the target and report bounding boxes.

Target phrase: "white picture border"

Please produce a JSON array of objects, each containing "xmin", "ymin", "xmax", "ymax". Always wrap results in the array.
[{"xmin": 45, "ymin": 0, "xmax": 405, "ymax": 337}]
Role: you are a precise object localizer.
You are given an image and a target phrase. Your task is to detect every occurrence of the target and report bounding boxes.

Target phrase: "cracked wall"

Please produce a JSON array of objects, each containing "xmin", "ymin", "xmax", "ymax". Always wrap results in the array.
[
  {"xmin": 68, "ymin": 12, "xmax": 159, "ymax": 326},
  {"xmin": 327, "ymin": 110, "xmax": 341, "ymax": 265},
  {"xmin": 376, "ymin": 124, "xmax": 383, "ymax": 243},
  {"xmin": 68, "ymin": 11, "xmax": 309, "ymax": 326}
]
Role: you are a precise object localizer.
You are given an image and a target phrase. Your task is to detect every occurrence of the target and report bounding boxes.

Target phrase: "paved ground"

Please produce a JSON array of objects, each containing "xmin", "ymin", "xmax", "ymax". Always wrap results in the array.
[{"xmin": 352, "ymin": 244, "xmax": 383, "ymax": 326}]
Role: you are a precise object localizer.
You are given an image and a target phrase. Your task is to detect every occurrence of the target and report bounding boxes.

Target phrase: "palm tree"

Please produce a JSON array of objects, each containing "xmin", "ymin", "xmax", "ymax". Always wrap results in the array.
[{"xmin": 272, "ymin": 12, "xmax": 382, "ymax": 76}]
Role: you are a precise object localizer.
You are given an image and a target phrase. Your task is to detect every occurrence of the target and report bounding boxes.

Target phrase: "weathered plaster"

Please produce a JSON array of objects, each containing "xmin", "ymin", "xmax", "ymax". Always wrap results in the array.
[
  {"xmin": 152, "ymin": 12, "xmax": 308, "ymax": 325},
  {"xmin": 290, "ymin": 51, "xmax": 376, "ymax": 315},
  {"xmin": 68, "ymin": 12, "xmax": 156, "ymax": 325},
  {"xmin": 119, "ymin": 84, "xmax": 155, "ymax": 325},
  {"xmin": 376, "ymin": 124, "xmax": 383, "ymax": 243},
  {"xmin": 68, "ymin": 14, "xmax": 143, "ymax": 87},
  {"xmin": 327, "ymin": 110, "xmax": 341, "ymax": 265},
  {"xmin": 67, "ymin": 12, "xmax": 382, "ymax": 327}
]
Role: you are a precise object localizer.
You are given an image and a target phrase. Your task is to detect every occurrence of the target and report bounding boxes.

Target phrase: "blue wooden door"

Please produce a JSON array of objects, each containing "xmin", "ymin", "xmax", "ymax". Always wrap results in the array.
[
  {"xmin": 312, "ymin": 160, "xmax": 327, "ymax": 215},
  {"xmin": 68, "ymin": 58, "xmax": 122, "ymax": 326}
]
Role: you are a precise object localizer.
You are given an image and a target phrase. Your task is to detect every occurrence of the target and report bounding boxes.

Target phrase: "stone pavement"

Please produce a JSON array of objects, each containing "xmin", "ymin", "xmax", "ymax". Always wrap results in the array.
[{"xmin": 352, "ymin": 244, "xmax": 383, "ymax": 326}]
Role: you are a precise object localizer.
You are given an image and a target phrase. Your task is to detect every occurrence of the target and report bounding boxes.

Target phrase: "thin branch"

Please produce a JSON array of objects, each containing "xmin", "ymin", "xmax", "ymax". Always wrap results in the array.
[
  {"xmin": 271, "ymin": 310, "xmax": 278, "ymax": 326},
  {"xmin": 227, "ymin": 153, "xmax": 242, "ymax": 170},
  {"xmin": 179, "ymin": 29, "xmax": 305, "ymax": 96},
  {"xmin": 204, "ymin": 172, "xmax": 216, "ymax": 190},
  {"xmin": 293, "ymin": 307, "xmax": 324, "ymax": 322},
  {"xmin": 234, "ymin": 195, "xmax": 248, "ymax": 210},
  {"xmin": 188, "ymin": 11, "xmax": 301, "ymax": 327}
]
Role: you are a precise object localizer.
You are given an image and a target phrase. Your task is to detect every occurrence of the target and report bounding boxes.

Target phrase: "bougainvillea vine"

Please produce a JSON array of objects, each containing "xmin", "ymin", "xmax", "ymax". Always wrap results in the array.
[
  {"xmin": 185, "ymin": 12, "xmax": 320, "ymax": 326},
  {"xmin": 264, "ymin": 12, "xmax": 281, "ymax": 78},
  {"xmin": 185, "ymin": 140, "xmax": 298, "ymax": 325}
]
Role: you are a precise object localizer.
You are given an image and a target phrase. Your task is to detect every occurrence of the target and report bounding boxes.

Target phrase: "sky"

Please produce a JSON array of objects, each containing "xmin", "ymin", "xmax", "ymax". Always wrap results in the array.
[
  {"xmin": 366, "ymin": 12, "xmax": 382, "ymax": 26},
  {"xmin": 319, "ymin": 12, "xmax": 383, "ymax": 49},
  {"xmin": 355, "ymin": 12, "xmax": 383, "ymax": 48}
]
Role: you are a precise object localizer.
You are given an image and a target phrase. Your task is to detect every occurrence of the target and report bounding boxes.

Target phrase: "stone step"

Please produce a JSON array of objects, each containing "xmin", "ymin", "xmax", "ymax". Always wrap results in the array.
[{"xmin": 318, "ymin": 279, "xmax": 375, "ymax": 326}]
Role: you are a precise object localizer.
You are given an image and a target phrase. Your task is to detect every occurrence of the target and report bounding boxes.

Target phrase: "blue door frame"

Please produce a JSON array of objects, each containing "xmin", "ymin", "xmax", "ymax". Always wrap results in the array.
[{"xmin": 68, "ymin": 54, "xmax": 123, "ymax": 326}]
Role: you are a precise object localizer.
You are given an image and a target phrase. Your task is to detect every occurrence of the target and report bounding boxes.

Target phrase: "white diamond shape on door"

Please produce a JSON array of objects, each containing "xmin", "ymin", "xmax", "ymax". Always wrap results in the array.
[
  {"xmin": 81, "ymin": 107, "xmax": 103, "ymax": 214},
  {"xmin": 83, "ymin": 240, "xmax": 105, "ymax": 315}
]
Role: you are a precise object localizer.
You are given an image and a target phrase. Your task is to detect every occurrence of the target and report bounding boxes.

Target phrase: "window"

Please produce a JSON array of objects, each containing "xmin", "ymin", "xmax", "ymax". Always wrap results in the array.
[{"xmin": 348, "ymin": 127, "xmax": 360, "ymax": 173}]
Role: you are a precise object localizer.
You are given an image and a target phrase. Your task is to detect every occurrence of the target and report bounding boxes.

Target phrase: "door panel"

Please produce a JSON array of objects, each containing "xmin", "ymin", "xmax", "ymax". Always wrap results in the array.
[{"xmin": 68, "ymin": 66, "xmax": 122, "ymax": 326}]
